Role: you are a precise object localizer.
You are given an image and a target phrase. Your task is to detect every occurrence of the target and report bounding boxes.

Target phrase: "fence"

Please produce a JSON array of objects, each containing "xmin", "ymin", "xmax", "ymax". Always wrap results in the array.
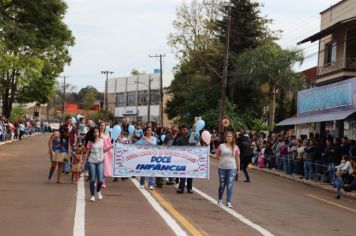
[{"xmin": 252, "ymin": 154, "xmax": 334, "ymax": 183}]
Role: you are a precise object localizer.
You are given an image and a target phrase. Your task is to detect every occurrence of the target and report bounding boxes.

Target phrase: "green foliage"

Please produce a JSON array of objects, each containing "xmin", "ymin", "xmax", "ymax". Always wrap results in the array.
[
  {"xmin": 87, "ymin": 110, "xmax": 114, "ymax": 124},
  {"xmin": 10, "ymin": 104, "xmax": 27, "ymax": 122},
  {"xmin": 248, "ymin": 118, "xmax": 268, "ymax": 132},
  {"xmin": 83, "ymin": 89, "xmax": 97, "ymax": 110},
  {"xmin": 224, "ymin": 99, "xmax": 246, "ymax": 131},
  {"xmin": 216, "ymin": 0, "xmax": 273, "ymax": 54},
  {"xmin": 235, "ymin": 40, "xmax": 304, "ymax": 130},
  {"xmin": 77, "ymin": 86, "xmax": 100, "ymax": 109},
  {"xmin": 0, "ymin": 0, "xmax": 74, "ymax": 118},
  {"xmin": 167, "ymin": 0, "xmax": 304, "ymax": 130},
  {"xmin": 131, "ymin": 69, "xmax": 142, "ymax": 75}
]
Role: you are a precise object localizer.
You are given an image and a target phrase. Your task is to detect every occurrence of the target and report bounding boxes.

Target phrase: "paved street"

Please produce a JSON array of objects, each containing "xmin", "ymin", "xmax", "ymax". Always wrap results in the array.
[{"xmin": 0, "ymin": 134, "xmax": 355, "ymax": 236}]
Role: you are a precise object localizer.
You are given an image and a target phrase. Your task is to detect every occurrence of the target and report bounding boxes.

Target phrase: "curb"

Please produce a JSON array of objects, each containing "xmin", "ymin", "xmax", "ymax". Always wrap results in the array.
[
  {"xmin": 0, "ymin": 133, "xmax": 41, "ymax": 146},
  {"xmin": 251, "ymin": 166, "xmax": 356, "ymax": 200}
]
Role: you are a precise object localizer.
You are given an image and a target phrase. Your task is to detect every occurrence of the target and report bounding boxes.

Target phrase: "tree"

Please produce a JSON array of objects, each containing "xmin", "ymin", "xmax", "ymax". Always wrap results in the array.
[
  {"xmin": 235, "ymin": 41, "xmax": 304, "ymax": 131},
  {"xmin": 77, "ymin": 86, "xmax": 100, "ymax": 103},
  {"xmin": 166, "ymin": 0, "xmax": 223, "ymax": 126},
  {"xmin": 215, "ymin": 0, "xmax": 274, "ymax": 112},
  {"xmin": 83, "ymin": 89, "xmax": 97, "ymax": 110},
  {"xmin": 0, "ymin": 0, "xmax": 74, "ymax": 118},
  {"xmin": 10, "ymin": 104, "xmax": 27, "ymax": 122}
]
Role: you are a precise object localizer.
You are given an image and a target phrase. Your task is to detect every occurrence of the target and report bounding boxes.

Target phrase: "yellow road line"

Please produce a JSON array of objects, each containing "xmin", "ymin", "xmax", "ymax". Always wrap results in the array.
[
  {"xmin": 150, "ymin": 189, "xmax": 205, "ymax": 236},
  {"xmin": 306, "ymin": 194, "xmax": 356, "ymax": 213}
]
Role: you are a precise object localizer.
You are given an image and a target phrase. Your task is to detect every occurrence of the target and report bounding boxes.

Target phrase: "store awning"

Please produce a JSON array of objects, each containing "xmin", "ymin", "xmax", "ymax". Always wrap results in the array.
[
  {"xmin": 298, "ymin": 17, "xmax": 356, "ymax": 44},
  {"xmin": 277, "ymin": 109, "xmax": 356, "ymax": 126}
]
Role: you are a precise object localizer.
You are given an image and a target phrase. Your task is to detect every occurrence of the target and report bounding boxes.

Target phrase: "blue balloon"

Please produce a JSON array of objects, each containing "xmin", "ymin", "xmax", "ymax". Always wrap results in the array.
[
  {"xmin": 111, "ymin": 125, "xmax": 121, "ymax": 140},
  {"xmin": 105, "ymin": 125, "xmax": 110, "ymax": 135},
  {"xmin": 195, "ymin": 133, "xmax": 200, "ymax": 141},
  {"xmin": 161, "ymin": 135, "xmax": 166, "ymax": 142},
  {"xmin": 128, "ymin": 125, "xmax": 135, "ymax": 135},
  {"xmin": 135, "ymin": 139, "xmax": 145, "ymax": 145},
  {"xmin": 76, "ymin": 114, "xmax": 83, "ymax": 120},
  {"xmin": 195, "ymin": 120, "xmax": 205, "ymax": 133},
  {"xmin": 71, "ymin": 117, "xmax": 77, "ymax": 124}
]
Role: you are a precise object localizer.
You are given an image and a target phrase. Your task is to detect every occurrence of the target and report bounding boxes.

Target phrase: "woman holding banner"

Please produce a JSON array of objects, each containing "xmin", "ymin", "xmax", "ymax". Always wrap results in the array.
[
  {"xmin": 214, "ymin": 131, "xmax": 240, "ymax": 208},
  {"xmin": 86, "ymin": 127, "xmax": 113, "ymax": 202},
  {"xmin": 99, "ymin": 121, "xmax": 112, "ymax": 188},
  {"xmin": 139, "ymin": 127, "xmax": 157, "ymax": 190}
]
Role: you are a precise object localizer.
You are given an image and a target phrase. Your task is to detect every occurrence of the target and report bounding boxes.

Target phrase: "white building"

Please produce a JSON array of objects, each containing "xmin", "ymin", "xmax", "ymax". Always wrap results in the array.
[{"xmin": 107, "ymin": 72, "xmax": 174, "ymax": 124}]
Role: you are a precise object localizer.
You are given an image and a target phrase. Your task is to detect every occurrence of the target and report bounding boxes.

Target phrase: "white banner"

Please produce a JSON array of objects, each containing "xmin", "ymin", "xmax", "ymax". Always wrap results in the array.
[{"xmin": 113, "ymin": 143, "xmax": 209, "ymax": 178}]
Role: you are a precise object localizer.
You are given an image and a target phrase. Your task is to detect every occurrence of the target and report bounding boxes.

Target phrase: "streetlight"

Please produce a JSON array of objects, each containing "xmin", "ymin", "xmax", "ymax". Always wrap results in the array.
[
  {"xmin": 101, "ymin": 70, "xmax": 114, "ymax": 111},
  {"xmin": 135, "ymin": 76, "xmax": 153, "ymax": 122},
  {"xmin": 61, "ymin": 75, "xmax": 69, "ymax": 119},
  {"xmin": 149, "ymin": 54, "xmax": 165, "ymax": 126}
]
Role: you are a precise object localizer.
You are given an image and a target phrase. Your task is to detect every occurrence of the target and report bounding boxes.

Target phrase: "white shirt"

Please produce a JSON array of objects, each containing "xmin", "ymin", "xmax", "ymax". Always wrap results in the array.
[
  {"xmin": 87, "ymin": 139, "xmax": 105, "ymax": 163},
  {"xmin": 216, "ymin": 144, "xmax": 240, "ymax": 169}
]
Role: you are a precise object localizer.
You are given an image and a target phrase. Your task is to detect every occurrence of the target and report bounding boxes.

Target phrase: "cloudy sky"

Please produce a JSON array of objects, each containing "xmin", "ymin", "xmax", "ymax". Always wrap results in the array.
[{"xmin": 62, "ymin": 0, "xmax": 341, "ymax": 91}]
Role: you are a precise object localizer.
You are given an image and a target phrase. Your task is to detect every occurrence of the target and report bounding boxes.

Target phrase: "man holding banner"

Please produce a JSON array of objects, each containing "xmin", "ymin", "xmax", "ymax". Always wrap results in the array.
[{"xmin": 175, "ymin": 124, "xmax": 195, "ymax": 194}]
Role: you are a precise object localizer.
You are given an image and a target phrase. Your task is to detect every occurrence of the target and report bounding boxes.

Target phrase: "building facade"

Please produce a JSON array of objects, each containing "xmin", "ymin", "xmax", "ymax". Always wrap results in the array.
[
  {"xmin": 279, "ymin": 0, "xmax": 356, "ymax": 139},
  {"xmin": 106, "ymin": 72, "xmax": 174, "ymax": 125}
]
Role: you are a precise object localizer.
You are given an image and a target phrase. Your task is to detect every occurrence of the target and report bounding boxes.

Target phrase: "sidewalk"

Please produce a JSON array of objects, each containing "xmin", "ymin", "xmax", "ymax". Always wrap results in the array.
[{"xmin": 251, "ymin": 166, "xmax": 356, "ymax": 199}]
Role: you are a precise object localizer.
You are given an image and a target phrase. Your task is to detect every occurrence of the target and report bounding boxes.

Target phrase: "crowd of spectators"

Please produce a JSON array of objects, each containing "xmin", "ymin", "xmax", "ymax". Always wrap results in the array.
[
  {"xmin": 0, "ymin": 116, "xmax": 51, "ymax": 142},
  {"xmin": 244, "ymin": 131, "xmax": 356, "ymax": 197}
]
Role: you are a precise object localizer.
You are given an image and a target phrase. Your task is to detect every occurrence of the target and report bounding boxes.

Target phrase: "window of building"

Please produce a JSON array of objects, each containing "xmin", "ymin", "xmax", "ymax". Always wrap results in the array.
[
  {"xmin": 325, "ymin": 42, "xmax": 337, "ymax": 64},
  {"xmin": 127, "ymin": 91, "xmax": 137, "ymax": 106},
  {"xmin": 137, "ymin": 116, "xmax": 143, "ymax": 123},
  {"xmin": 117, "ymin": 92, "xmax": 125, "ymax": 106},
  {"xmin": 138, "ymin": 90, "xmax": 148, "ymax": 106},
  {"xmin": 150, "ymin": 89, "xmax": 160, "ymax": 105}
]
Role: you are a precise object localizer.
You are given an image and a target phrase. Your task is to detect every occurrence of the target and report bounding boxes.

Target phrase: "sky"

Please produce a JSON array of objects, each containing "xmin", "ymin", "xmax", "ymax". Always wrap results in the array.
[{"xmin": 62, "ymin": 0, "xmax": 342, "ymax": 91}]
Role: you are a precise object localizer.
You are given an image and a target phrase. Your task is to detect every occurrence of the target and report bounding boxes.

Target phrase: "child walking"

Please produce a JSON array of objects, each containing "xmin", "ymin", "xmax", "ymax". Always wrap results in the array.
[{"xmin": 72, "ymin": 145, "xmax": 85, "ymax": 183}]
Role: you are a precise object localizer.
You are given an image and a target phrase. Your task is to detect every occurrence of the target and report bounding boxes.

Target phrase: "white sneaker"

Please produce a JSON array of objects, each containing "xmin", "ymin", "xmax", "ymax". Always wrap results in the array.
[
  {"xmin": 140, "ymin": 185, "xmax": 145, "ymax": 189},
  {"xmin": 217, "ymin": 200, "xmax": 223, "ymax": 206},
  {"xmin": 97, "ymin": 192, "xmax": 103, "ymax": 200},
  {"xmin": 90, "ymin": 196, "xmax": 95, "ymax": 202},
  {"xmin": 227, "ymin": 202, "xmax": 232, "ymax": 208},
  {"xmin": 149, "ymin": 186, "xmax": 154, "ymax": 190}
]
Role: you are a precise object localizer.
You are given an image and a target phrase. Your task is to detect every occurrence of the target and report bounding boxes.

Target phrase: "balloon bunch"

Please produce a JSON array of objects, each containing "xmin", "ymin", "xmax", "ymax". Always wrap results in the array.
[{"xmin": 193, "ymin": 120, "xmax": 211, "ymax": 145}]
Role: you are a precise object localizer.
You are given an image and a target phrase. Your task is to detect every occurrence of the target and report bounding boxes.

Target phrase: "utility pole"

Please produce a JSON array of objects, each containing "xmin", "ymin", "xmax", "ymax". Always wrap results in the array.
[
  {"xmin": 149, "ymin": 54, "xmax": 165, "ymax": 126},
  {"xmin": 101, "ymin": 70, "xmax": 114, "ymax": 111},
  {"xmin": 219, "ymin": 5, "xmax": 232, "ymax": 133},
  {"xmin": 61, "ymin": 76, "xmax": 68, "ymax": 119},
  {"xmin": 204, "ymin": 0, "xmax": 233, "ymax": 133}
]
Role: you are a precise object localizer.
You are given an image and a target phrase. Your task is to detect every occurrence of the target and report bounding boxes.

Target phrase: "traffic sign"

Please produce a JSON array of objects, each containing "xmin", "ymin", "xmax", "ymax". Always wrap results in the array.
[{"xmin": 222, "ymin": 119, "xmax": 230, "ymax": 127}]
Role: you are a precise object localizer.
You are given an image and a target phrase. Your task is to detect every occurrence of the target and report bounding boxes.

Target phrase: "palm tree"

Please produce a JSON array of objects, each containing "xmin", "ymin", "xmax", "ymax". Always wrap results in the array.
[{"xmin": 235, "ymin": 41, "xmax": 304, "ymax": 131}]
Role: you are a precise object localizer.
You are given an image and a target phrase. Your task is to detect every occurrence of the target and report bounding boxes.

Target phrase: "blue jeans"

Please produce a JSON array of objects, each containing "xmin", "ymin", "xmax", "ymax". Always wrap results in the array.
[
  {"xmin": 313, "ymin": 160, "xmax": 323, "ymax": 180},
  {"xmin": 350, "ymin": 178, "xmax": 356, "ymax": 191},
  {"xmin": 140, "ymin": 177, "xmax": 154, "ymax": 188},
  {"xmin": 328, "ymin": 163, "xmax": 336, "ymax": 184},
  {"xmin": 282, "ymin": 155, "xmax": 288, "ymax": 173},
  {"xmin": 275, "ymin": 156, "xmax": 283, "ymax": 171},
  {"xmin": 62, "ymin": 147, "xmax": 73, "ymax": 172},
  {"xmin": 88, "ymin": 161, "xmax": 104, "ymax": 196},
  {"xmin": 304, "ymin": 160, "xmax": 313, "ymax": 180},
  {"xmin": 335, "ymin": 176, "xmax": 344, "ymax": 197},
  {"xmin": 218, "ymin": 168, "xmax": 237, "ymax": 203}
]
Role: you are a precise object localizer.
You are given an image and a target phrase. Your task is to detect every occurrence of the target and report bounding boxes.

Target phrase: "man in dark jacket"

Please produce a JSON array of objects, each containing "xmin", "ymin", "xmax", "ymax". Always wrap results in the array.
[
  {"xmin": 174, "ymin": 124, "xmax": 194, "ymax": 193},
  {"xmin": 237, "ymin": 134, "xmax": 253, "ymax": 182}
]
